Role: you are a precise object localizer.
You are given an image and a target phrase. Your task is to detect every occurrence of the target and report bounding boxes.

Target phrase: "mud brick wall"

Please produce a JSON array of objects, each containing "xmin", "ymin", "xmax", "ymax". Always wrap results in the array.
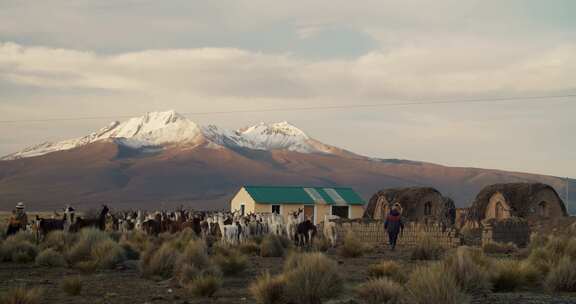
[
  {"xmin": 482, "ymin": 218, "xmax": 531, "ymax": 247},
  {"xmin": 332, "ymin": 219, "xmax": 461, "ymax": 248}
]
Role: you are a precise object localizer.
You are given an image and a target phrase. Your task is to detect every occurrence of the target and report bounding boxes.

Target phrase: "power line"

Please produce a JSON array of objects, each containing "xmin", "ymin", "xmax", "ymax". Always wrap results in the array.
[{"xmin": 0, "ymin": 93, "xmax": 575, "ymax": 124}]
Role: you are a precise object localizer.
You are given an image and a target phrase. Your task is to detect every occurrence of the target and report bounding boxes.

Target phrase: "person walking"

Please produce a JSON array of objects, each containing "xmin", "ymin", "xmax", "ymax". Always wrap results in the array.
[
  {"xmin": 384, "ymin": 203, "xmax": 404, "ymax": 251},
  {"xmin": 6, "ymin": 202, "xmax": 28, "ymax": 236}
]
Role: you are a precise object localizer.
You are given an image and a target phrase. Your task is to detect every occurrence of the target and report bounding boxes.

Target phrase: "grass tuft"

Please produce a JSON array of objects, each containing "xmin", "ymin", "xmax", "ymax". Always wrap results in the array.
[
  {"xmin": 367, "ymin": 260, "xmax": 407, "ymax": 284},
  {"xmin": 0, "ymin": 286, "xmax": 43, "ymax": 304},
  {"xmin": 249, "ymin": 272, "xmax": 286, "ymax": 304},
  {"xmin": 35, "ymin": 248, "xmax": 68, "ymax": 267},
  {"xmin": 61, "ymin": 276, "xmax": 82, "ymax": 296},
  {"xmin": 355, "ymin": 278, "xmax": 404, "ymax": 304},
  {"xmin": 405, "ymin": 263, "xmax": 469, "ymax": 304}
]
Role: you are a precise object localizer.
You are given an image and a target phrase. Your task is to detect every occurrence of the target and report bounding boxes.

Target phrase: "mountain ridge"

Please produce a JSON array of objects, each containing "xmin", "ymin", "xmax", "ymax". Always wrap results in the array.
[{"xmin": 0, "ymin": 111, "xmax": 573, "ymax": 212}]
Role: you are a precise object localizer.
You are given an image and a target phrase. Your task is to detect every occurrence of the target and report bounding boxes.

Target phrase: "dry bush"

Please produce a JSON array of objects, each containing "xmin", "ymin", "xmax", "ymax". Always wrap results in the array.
[
  {"xmin": 338, "ymin": 232, "xmax": 368, "ymax": 258},
  {"xmin": 67, "ymin": 228, "xmax": 111, "ymax": 265},
  {"xmin": 61, "ymin": 276, "xmax": 82, "ymax": 296},
  {"xmin": 7, "ymin": 231, "xmax": 36, "ymax": 244},
  {"xmin": 249, "ymin": 272, "xmax": 286, "ymax": 304},
  {"xmin": 175, "ymin": 239, "xmax": 222, "ymax": 286},
  {"xmin": 367, "ymin": 260, "xmax": 407, "ymax": 284},
  {"xmin": 185, "ymin": 274, "xmax": 222, "ymax": 298},
  {"xmin": 119, "ymin": 231, "xmax": 150, "ymax": 250},
  {"xmin": 260, "ymin": 234, "xmax": 286, "ymax": 257},
  {"xmin": 238, "ymin": 241, "xmax": 260, "ymax": 255},
  {"xmin": 311, "ymin": 237, "xmax": 331, "ymax": 252},
  {"xmin": 75, "ymin": 261, "xmax": 97, "ymax": 274},
  {"xmin": 164, "ymin": 228, "xmax": 197, "ymax": 251},
  {"xmin": 482, "ymin": 241, "xmax": 517, "ymax": 255},
  {"xmin": 544, "ymin": 256, "xmax": 576, "ymax": 292},
  {"xmin": 40, "ymin": 231, "xmax": 77, "ymax": 253},
  {"xmin": 283, "ymin": 252, "xmax": 342, "ymax": 304},
  {"xmin": 35, "ymin": 248, "xmax": 68, "ymax": 267},
  {"xmin": 355, "ymin": 278, "xmax": 404, "ymax": 304},
  {"xmin": 0, "ymin": 286, "xmax": 43, "ymax": 304},
  {"xmin": 213, "ymin": 249, "xmax": 248, "ymax": 276},
  {"xmin": 527, "ymin": 247, "xmax": 558, "ymax": 274},
  {"xmin": 405, "ymin": 263, "xmax": 469, "ymax": 304},
  {"xmin": 410, "ymin": 235, "xmax": 445, "ymax": 261},
  {"xmin": 90, "ymin": 239, "xmax": 126, "ymax": 269},
  {"xmin": 0, "ymin": 237, "xmax": 38, "ymax": 263},
  {"xmin": 528, "ymin": 232, "xmax": 549, "ymax": 252},
  {"xmin": 140, "ymin": 242, "xmax": 179, "ymax": 279},
  {"xmin": 443, "ymin": 246, "xmax": 491, "ymax": 295},
  {"xmin": 490, "ymin": 259, "xmax": 526, "ymax": 292}
]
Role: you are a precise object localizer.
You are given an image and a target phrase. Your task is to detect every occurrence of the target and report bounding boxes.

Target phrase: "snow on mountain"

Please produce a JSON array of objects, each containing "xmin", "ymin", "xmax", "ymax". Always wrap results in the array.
[
  {"xmin": 3, "ymin": 110, "xmax": 203, "ymax": 160},
  {"xmin": 2, "ymin": 111, "xmax": 342, "ymax": 160}
]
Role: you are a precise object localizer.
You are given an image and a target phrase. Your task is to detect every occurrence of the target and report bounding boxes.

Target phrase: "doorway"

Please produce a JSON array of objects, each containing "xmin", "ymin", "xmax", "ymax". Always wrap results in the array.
[{"xmin": 331, "ymin": 206, "xmax": 349, "ymax": 219}]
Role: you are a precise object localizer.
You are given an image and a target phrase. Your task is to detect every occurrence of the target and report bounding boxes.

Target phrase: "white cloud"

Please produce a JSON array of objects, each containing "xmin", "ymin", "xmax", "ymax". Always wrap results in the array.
[{"xmin": 2, "ymin": 41, "xmax": 575, "ymax": 101}]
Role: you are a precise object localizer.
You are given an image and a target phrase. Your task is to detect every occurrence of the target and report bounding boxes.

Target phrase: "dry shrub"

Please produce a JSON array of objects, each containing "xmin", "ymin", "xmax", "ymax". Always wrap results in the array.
[
  {"xmin": 260, "ymin": 234, "xmax": 286, "ymax": 257},
  {"xmin": 311, "ymin": 237, "xmax": 331, "ymax": 252},
  {"xmin": 443, "ymin": 246, "xmax": 491, "ymax": 295},
  {"xmin": 544, "ymin": 256, "xmax": 576, "ymax": 292},
  {"xmin": 164, "ymin": 228, "xmax": 197, "ymax": 251},
  {"xmin": 140, "ymin": 242, "xmax": 179, "ymax": 279},
  {"xmin": 238, "ymin": 241, "xmax": 260, "ymax": 255},
  {"xmin": 7, "ymin": 231, "xmax": 36, "ymax": 244},
  {"xmin": 338, "ymin": 232, "xmax": 367, "ymax": 258},
  {"xmin": 175, "ymin": 239, "xmax": 222, "ymax": 286},
  {"xmin": 528, "ymin": 232, "xmax": 549, "ymax": 252},
  {"xmin": 355, "ymin": 278, "xmax": 403, "ymax": 304},
  {"xmin": 527, "ymin": 247, "xmax": 558, "ymax": 274},
  {"xmin": 0, "ymin": 236, "xmax": 38, "ymax": 263},
  {"xmin": 185, "ymin": 274, "xmax": 222, "ymax": 298},
  {"xmin": 283, "ymin": 252, "xmax": 342, "ymax": 304},
  {"xmin": 0, "ymin": 286, "xmax": 43, "ymax": 304},
  {"xmin": 482, "ymin": 241, "xmax": 517, "ymax": 255},
  {"xmin": 119, "ymin": 231, "xmax": 150, "ymax": 256},
  {"xmin": 411, "ymin": 235, "xmax": 444, "ymax": 261},
  {"xmin": 40, "ymin": 231, "xmax": 77, "ymax": 253},
  {"xmin": 90, "ymin": 239, "xmax": 125, "ymax": 269},
  {"xmin": 490, "ymin": 259, "xmax": 526, "ymax": 292},
  {"xmin": 213, "ymin": 249, "xmax": 248, "ymax": 276},
  {"xmin": 249, "ymin": 272, "xmax": 286, "ymax": 304},
  {"xmin": 35, "ymin": 248, "xmax": 68, "ymax": 267},
  {"xmin": 405, "ymin": 263, "xmax": 469, "ymax": 304},
  {"xmin": 75, "ymin": 261, "xmax": 97, "ymax": 274},
  {"xmin": 367, "ymin": 260, "xmax": 407, "ymax": 284},
  {"xmin": 61, "ymin": 276, "xmax": 82, "ymax": 296},
  {"xmin": 67, "ymin": 228, "xmax": 111, "ymax": 265}
]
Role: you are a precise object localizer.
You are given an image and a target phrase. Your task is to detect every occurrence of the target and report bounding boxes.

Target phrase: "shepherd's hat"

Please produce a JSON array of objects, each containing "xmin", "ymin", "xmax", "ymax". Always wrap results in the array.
[{"xmin": 15, "ymin": 202, "xmax": 25, "ymax": 209}]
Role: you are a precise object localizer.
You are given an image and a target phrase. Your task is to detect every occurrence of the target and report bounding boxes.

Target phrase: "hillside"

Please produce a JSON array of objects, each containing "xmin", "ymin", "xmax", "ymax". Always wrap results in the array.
[{"xmin": 0, "ymin": 111, "xmax": 572, "ymax": 211}]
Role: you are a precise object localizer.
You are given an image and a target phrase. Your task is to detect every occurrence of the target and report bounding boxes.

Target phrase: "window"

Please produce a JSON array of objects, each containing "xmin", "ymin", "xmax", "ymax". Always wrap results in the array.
[
  {"xmin": 332, "ymin": 206, "xmax": 349, "ymax": 219},
  {"xmin": 272, "ymin": 205, "xmax": 281, "ymax": 215},
  {"xmin": 424, "ymin": 202, "xmax": 432, "ymax": 216},
  {"xmin": 495, "ymin": 201, "xmax": 504, "ymax": 219},
  {"xmin": 240, "ymin": 204, "xmax": 245, "ymax": 216},
  {"xmin": 538, "ymin": 201, "xmax": 549, "ymax": 217}
]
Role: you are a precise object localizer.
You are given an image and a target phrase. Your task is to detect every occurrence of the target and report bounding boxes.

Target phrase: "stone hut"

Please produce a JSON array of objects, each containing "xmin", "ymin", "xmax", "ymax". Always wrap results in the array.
[
  {"xmin": 363, "ymin": 187, "xmax": 456, "ymax": 226},
  {"xmin": 469, "ymin": 183, "xmax": 567, "ymax": 224}
]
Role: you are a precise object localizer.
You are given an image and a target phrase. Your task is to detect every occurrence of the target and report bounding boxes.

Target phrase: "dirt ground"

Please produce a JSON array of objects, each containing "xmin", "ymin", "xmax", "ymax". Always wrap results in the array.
[{"xmin": 1, "ymin": 245, "xmax": 576, "ymax": 304}]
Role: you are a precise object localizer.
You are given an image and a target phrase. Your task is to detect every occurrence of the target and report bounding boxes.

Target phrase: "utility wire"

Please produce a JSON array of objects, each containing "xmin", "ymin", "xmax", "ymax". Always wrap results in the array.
[{"xmin": 0, "ymin": 93, "xmax": 575, "ymax": 124}]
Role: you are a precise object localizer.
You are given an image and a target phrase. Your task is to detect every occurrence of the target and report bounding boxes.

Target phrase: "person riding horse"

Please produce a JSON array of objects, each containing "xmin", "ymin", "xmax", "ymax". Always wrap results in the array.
[{"xmin": 6, "ymin": 202, "xmax": 28, "ymax": 236}]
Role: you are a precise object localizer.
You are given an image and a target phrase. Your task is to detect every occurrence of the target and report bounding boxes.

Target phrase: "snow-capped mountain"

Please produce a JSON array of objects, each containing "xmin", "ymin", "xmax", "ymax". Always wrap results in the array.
[{"xmin": 2, "ymin": 110, "xmax": 344, "ymax": 160}]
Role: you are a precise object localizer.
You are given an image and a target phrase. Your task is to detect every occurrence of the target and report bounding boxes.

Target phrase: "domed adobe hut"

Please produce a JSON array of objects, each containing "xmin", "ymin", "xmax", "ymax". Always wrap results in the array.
[
  {"xmin": 364, "ymin": 187, "xmax": 456, "ymax": 226},
  {"xmin": 468, "ymin": 183, "xmax": 567, "ymax": 224}
]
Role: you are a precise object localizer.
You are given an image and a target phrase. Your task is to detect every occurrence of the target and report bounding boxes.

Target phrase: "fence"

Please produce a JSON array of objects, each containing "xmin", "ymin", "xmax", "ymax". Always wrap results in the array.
[{"xmin": 331, "ymin": 219, "xmax": 461, "ymax": 248}]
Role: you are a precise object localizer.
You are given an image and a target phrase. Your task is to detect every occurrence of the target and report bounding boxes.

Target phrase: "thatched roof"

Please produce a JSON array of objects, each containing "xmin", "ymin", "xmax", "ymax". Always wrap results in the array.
[
  {"xmin": 364, "ymin": 187, "xmax": 449, "ymax": 218},
  {"xmin": 469, "ymin": 183, "xmax": 567, "ymax": 220}
]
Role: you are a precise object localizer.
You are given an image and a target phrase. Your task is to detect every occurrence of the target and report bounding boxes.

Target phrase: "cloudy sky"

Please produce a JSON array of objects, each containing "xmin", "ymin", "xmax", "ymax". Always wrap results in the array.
[{"xmin": 1, "ymin": 0, "xmax": 575, "ymax": 177}]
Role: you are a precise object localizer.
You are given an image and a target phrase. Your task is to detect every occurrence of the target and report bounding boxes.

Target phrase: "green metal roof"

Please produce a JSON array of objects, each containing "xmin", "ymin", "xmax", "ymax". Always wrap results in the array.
[{"xmin": 243, "ymin": 186, "xmax": 365, "ymax": 205}]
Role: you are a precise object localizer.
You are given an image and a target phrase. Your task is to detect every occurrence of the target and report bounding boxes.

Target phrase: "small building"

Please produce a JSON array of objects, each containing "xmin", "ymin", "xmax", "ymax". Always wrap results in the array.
[
  {"xmin": 469, "ymin": 183, "xmax": 567, "ymax": 223},
  {"xmin": 230, "ymin": 186, "xmax": 365, "ymax": 224},
  {"xmin": 363, "ymin": 187, "xmax": 456, "ymax": 226}
]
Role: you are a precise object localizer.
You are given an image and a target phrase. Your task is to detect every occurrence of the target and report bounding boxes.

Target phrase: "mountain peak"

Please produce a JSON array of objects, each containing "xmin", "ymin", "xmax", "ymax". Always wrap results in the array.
[
  {"xmin": 239, "ymin": 121, "xmax": 308, "ymax": 138},
  {"xmin": 2, "ymin": 111, "xmax": 346, "ymax": 160}
]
